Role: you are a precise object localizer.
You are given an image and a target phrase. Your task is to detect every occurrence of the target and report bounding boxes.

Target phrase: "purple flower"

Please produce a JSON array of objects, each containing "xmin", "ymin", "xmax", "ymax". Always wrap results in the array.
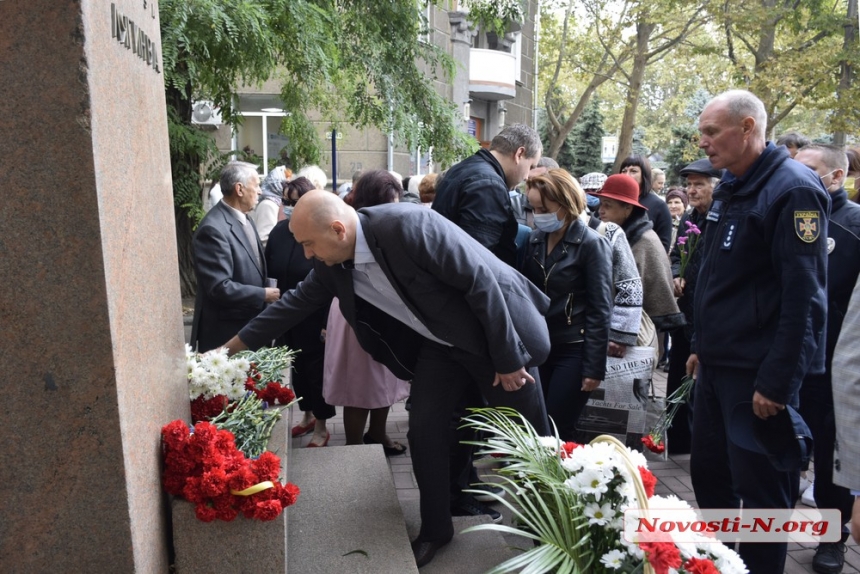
[
  {"xmin": 677, "ymin": 236, "xmax": 687, "ymax": 245},
  {"xmin": 687, "ymin": 223, "xmax": 701, "ymax": 235}
]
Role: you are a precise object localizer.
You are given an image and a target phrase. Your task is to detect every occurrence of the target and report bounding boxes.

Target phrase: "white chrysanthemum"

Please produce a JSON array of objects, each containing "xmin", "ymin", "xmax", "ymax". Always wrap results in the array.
[
  {"xmin": 623, "ymin": 446, "xmax": 649, "ymax": 469},
  {"xmin": 537, "ymin": 436, "xmax": 561, "ymax": 450},
  {"xmin": 619, "ymin": 534, "xmax": 645, "ymax": 560},
  {"xmin": 201, "ymin": 349, "xmax": 228, "ymax": 370},
  {"xmin": 648, "ymin": 495, "xmax": 698, "ymax": 524},
  {"xmin": 561, "ymin": 456, "xmax": 582, "ymax": 473},
  {"xmin": 233, "ymin": 357, "xmax": 251, "ymax": 374},
  {"xmin": 599, "ymin": 549, "xmax": 627, "ymax": 569},
  {"xmin": 584, "ymin": 501, "xmax": 616, "ymax": 526},
  {"xmin": 202, "ymin": 371, "xmax": 222, "ymax": 398},
  {"xmin": 221, "ymin": 362, "xmax": 238, "ymax": 381},
  {"xmin": 566, "ymin": 467, "xmax": 611, "ymax": 500},
  {"xmin": 707, "ymin": 543, "xmax": 749, "ymax": 574}
]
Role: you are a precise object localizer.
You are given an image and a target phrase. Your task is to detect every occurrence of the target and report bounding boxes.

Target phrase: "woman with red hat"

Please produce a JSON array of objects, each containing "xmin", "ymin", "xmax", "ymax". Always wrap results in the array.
[{"xmin": 591, "ymin": 175, "xmax": 684, "ymax": 351}]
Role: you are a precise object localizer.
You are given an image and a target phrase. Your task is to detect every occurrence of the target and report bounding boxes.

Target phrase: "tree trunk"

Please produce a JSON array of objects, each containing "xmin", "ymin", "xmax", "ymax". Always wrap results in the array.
[
  {"xmin": 834, "ymin": 0, "xmax": 857, "ymax": 146},
  {"xmin": 177, "ymin": 208, "xmax": 197, "ymax": 298},
  {"xmin": 613, "ymin": 20, "xmax": 654, "ymax": 172}
]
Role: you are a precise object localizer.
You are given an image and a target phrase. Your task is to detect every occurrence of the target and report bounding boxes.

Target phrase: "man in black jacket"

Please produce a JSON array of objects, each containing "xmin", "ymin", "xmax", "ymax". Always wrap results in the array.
[
  {"xmin": 795, "ymin": 144, "xmax": 860, "ymax": 574},
  {"xmin": 432, "ymin": 124, "xmax": 544, "ymax": 522},
  {"xmin": 432, "ymin": 124, "xmax": 542, "ymax": 267},
  {"xmin": 666, "ymin": 158, "xmax": 721, "ymax": 454}
]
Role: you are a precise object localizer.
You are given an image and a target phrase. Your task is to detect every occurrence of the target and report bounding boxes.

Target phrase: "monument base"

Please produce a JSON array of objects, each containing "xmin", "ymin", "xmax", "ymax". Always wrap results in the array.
[{"xmin": 172, "ymin": 413, "xmax": 292, "ymax": 574}]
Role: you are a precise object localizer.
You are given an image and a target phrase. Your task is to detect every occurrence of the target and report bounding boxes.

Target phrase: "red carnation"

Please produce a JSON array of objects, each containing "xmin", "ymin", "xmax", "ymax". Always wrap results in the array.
[
  {"xmin": 161, "ymin": 420, "xmax": 190, "ymax": 451},
  {"xmin": 247, "ymin": 499, "xmax": 282, "ymax": 521},
  {"xmin": 276, "ymin": 482, "xmax": 300, "ymax": 508},
  {"xmin": 182, "ymin": 476, "xmax": 206, "ymax": 504},
  {"xmin": 195, "ymin": 503, "xmax": 218, "ymax": 523},
  {"xmin": 641, "ymin": 435, "xmax": 665, "ymax": 454},
  {"xmin": 252, "ymin": 452, "xmax": 281, "ymax": 481},
  {"xmin": 560, "ymin": 441, "xmax": 582, "ymax": 459},
  {"xmin": 162, "ymin": 471, "xmax": 186, "ymax": 496},
  {"xmin": 228, "ymin": 467, "xmax": 258, "ymax": 492},
  {"xmin": 683, "ymin": 557, "xmax": 720, "ymax": 574},
  {"xmin": 199, "ymin": 468, "xmax": 228, "ymax": 498},
  {"xmin": 640, "ymin": 542, "xmax": 682, "ymax": 574},
  {"xmin": 190, "ymin": 395, "xmax": 229, "ymax": 423},
  {"xmin": 638, "ymin": 466, "xmax": 657, "ymax": 498}
]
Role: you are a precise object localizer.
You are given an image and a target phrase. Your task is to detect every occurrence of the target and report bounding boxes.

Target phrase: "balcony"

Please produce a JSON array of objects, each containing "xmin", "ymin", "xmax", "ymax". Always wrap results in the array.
[{"xmin": 469, "ymin": 48, "xmax": 516, "ymax": 101}]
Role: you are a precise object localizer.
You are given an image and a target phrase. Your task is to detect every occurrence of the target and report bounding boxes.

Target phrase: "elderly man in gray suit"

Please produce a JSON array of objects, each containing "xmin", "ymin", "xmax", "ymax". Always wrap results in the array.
[
  {"xmin": 224, "ymin": 190, "xmax": 551, "ymax": 568},
  {"xmin": 191, "ymin": 161, "xmax": 280, "ymax": 352},
  {"xmin": 831, "ymin": 275, "xmax": 860, "ymax": 546}
]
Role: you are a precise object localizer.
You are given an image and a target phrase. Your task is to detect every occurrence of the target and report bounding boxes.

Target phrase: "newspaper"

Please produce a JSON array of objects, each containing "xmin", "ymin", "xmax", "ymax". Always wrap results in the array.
[{"xmin": 575, "ymin": 346, "xmax": 656, "ymax": 450}]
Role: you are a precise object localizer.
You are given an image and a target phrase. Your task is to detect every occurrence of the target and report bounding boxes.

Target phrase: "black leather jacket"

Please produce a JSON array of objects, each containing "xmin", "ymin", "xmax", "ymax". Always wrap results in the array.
[{"xmin": 521, "ymin": 218, "xmax": 614, "ymax": 379}]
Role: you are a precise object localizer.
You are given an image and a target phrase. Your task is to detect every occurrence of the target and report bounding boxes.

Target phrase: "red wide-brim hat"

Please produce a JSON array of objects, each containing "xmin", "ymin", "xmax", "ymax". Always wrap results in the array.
[{"xmin": 587, "ymin": 174, "xmax": 648, "ymax": 210}]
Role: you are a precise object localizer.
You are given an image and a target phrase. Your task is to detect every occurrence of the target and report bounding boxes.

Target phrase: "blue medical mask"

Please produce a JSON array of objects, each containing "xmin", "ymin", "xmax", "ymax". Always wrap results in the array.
[{"xmin": 533, "ymin": 211, "xmax": 565, "ymax": 233}]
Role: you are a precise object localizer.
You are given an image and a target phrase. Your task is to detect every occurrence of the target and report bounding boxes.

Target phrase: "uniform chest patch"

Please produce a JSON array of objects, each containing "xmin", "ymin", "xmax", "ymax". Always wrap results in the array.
[
  {"xmin": 721, "ymin": 220, "xmax": 737, "ymax": 250},
  {"xmin": 795, "ymin": 211, "xmax": 821, "ymax": 243}
]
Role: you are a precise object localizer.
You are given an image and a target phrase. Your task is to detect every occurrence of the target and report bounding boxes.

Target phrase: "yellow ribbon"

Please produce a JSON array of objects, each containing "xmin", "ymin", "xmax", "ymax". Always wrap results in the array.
[{"xmin": 230, "ymin": 481, "xmax": 274, "ymax": 496}]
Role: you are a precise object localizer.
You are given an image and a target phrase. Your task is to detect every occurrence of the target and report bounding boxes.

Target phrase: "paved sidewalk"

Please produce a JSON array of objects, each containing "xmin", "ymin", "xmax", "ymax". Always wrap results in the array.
[{"xmin": 292, "ymin": 367, "xmax": 860, "ymax": 573}]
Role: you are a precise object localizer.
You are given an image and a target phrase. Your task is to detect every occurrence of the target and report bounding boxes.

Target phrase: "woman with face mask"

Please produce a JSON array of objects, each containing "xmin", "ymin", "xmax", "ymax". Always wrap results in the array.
[{"xmin": 519, "ymin": 169, "xmax": 614, "ymax": 440}]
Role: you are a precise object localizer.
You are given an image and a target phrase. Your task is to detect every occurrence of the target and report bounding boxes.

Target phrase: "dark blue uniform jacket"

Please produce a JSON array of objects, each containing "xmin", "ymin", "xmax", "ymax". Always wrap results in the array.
[
  {"xmin": 812, "ymin": 188, "xmax": 860, "ymax": 373},
  {"xmin": 693, "ymin": 143, "xmax": 830, "ymax": 405}
]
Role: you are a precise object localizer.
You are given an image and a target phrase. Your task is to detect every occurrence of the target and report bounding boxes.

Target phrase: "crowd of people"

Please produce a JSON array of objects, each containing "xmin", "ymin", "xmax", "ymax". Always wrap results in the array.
[{"xmin": 189, "ymin": 89, "xmax": 860, "ymax": 573}]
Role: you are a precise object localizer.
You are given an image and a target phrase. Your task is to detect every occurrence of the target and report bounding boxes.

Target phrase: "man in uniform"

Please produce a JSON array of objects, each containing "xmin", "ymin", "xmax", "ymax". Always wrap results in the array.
[
  {"xmin": 795, "ymin": 144, "xmax": 860, "ymax": 573},
  {"xmin": 686, "ymin": 90, "xmax": 829, "ymax": 573}
]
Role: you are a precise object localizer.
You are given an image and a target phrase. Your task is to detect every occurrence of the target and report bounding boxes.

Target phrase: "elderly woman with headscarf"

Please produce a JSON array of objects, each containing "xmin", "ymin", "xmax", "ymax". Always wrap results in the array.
[
  {"xmin": 251, "ymin": 165, "xmax": 291, "ymax": 247},
  {"xmin": 665, "ymin": 187, "xmax": 689, "ymax": 248}
]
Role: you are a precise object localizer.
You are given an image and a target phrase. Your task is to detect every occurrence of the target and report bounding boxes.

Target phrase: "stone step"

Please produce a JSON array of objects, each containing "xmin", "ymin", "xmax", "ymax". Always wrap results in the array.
[
  {"xmin": 400, "ymin": 499, "xmax": 522, "ymax": 574},
  {"xmin": 288, "ymin": 445, "xmax": 418, "ymax": 573}
]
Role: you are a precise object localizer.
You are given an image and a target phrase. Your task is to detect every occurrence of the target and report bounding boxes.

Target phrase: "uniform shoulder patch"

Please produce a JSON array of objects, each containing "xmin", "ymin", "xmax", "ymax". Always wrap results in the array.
[{"xmin": 794, "ymin": 211, "xmax": 821, "ymax": 243}]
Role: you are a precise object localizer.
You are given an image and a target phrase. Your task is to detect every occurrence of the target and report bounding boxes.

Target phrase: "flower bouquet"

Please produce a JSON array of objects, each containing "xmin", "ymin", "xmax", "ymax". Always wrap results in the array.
[
  {"xmin": 185, "ymin": 345, "xmax": 297, "ymax": 423},
  {"xmin": 461, "ymin": 407, "xmax": 746, "ymax": 574},
  {"xmin": 642, "ymin": 375, "xmax": 696, "ymax": 455},
  {"xmin": 677, "ymin": 220, "xmax": 702, "ymax": 279},
  {"xmin": 166, "ymin": 345, "xmax": 301, "ymax": 523},
  {"xmin": 162, "ymin": 415, "xmax": 300, "ymax": 522}
]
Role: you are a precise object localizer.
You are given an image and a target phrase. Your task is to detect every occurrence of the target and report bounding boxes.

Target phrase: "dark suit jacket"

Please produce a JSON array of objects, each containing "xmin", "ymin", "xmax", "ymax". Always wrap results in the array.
[
  {"xmin": 239, "ymin": 204, "xmax": 551, "ymax": 379},
  {"xmin": 191, "ymin": 200, "xmax": 267, "ymax": 352}
]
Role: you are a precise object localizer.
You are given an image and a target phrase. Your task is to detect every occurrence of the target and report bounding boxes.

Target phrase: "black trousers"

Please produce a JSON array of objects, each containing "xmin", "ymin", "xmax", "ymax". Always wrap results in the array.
[
  {"xmin": 408, "ymin": 340, "xmax": 548, "ymax": 543},
  {"xmin": 800, "ymin": 373, "xmax": 853, "ymax": 538},
  {"xmin": 666, "ymin": 329, "xmax": 693, "ymax": 454},
  {"xmin": 289, "ymin": 347, "xmax": 335, "ymax": 420},
  {"xmin": 690, "ymin": 364, "xmax": 799, "ymax": 574},
  {"xmin": 538, "ymin": 342, "xmax": 587, "ymax": 441}
]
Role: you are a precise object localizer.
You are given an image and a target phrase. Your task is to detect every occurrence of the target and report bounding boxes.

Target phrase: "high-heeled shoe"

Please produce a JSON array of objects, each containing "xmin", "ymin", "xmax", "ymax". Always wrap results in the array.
[
  {"xmin": 291, "ymin": 418, "xmax": 316, "ymax": 438},
  {"xmin": 306, "ymin": 431, "xmax": 330, "ymax": 448},
  {"xmin": 363, "ymin": 433, "xmax": 408, "ymax": 457}
]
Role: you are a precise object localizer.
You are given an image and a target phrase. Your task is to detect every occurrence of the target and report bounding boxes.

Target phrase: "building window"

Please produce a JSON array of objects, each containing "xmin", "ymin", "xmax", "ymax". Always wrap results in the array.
[
  {"xmin": 418, "ymin": 1, "xmax": 431, "ymax": 44},
  {"xmin": 234, "ymin": 94, "xmax": 290, "ymax": 175},
  {"xmin": 511, "ymin": 32, "xmax": 523, "ymax": 84}
]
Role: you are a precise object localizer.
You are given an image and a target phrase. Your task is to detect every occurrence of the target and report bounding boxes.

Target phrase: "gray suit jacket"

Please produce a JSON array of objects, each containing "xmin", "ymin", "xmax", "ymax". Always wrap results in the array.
[
  {"xmin": 239, "ymin": 203, "xmax": 551, "ymax": 379},
  {"xmin": 832, "ymin": 275, "xmax": 860, "ymax": 491},
  {"xmin": 191, "ymin": 200, "xmax": 267, "ymax": 352}
]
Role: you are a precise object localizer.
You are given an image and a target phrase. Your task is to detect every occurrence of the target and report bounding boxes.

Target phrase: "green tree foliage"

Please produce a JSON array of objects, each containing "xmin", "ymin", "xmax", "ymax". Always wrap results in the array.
[
  {"xmin": 568, "ymin": 99, "xmax": 606, "ymax": 177},
  {"xmin": 160, "ymin": 0, "xmax": 476, "ymax": 295},
  {"xmin": 715, "ymin": 0, "xmax": 850, "ymax": 133}
]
